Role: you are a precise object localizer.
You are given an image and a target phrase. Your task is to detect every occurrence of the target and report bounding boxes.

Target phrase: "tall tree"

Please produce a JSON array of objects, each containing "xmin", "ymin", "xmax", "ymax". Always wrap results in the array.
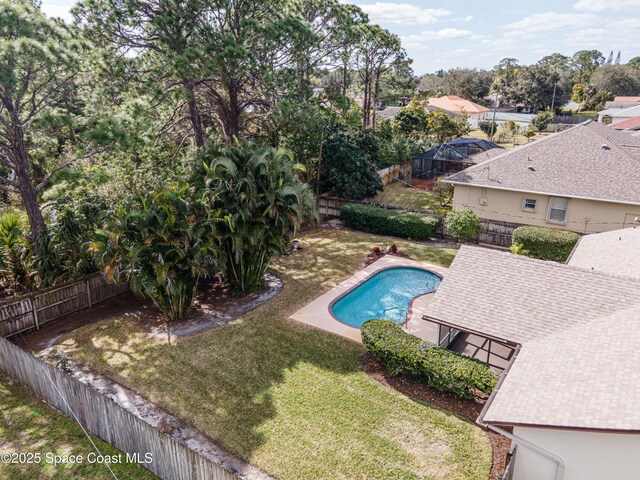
[
  {"xmin": 0, "ymin": 1, "xmax": 84, "ymax": 246},
  {"xmin": 354, "ymin": 24, "xmax": 405, "ymax": 127},
  {"xmin": 571, "ymin": 50, "xmax": 604, "ymax": 84},
  {"xmin": 502, "ymin": 63, "xmax": 571, "ymax": 112},
  {"xmin": 591, "ymin": 64, "xmax": 640, "ymax": 96},
  {"xmin": 75, "ymin": 0, "xmax": 211, "ymax": 147}
]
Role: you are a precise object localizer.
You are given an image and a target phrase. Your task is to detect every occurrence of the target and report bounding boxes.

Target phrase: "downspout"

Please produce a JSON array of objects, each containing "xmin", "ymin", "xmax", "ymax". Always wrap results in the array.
[{"xmin": 476, "ymin": 345, "xmax": 565, "ymax": 480}]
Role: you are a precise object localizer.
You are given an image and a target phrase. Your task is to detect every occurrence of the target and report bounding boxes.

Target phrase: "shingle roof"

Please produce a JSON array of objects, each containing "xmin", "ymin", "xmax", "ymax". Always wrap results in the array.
[
  {"xmin": 444, "ymin": 121, "xmax": 640, "ymax": 205},
  {"xmin": 428, "ymin": 95, "xmax": 490, "ymax": 114},
  {"xmin": 427, "ymin": 243, "xmax": 640, "ymax": 430},
  {"xmin": 610, "ymin": 116, "xmax": 640, "ymax": 130},
  {"xmin": 483, "ymin": 306, "xmax": 640, "ymax": 431},
  {"xmin": 568, "ymin": 227, "xmax": 640, "ymax": 281},
  {"xmin": 425, "ymin": 246, "xmax": 640, "ymax": 344}
]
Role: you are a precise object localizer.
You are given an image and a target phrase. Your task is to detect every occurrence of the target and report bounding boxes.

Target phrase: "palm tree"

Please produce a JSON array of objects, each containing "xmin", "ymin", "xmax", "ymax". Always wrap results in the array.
[
  {"xmin": 201, "ymin": 142, "xmax": 317, "ymax": 293},
  {"xmin": 92, "ymin": 183, "xmax": 218, "ymax": 343}
]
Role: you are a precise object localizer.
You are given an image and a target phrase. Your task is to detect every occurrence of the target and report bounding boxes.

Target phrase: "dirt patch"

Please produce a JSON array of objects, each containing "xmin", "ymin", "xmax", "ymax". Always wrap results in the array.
[{"xmin": 363, "ymin": 353, "xmax": 511, "ymax": 480}]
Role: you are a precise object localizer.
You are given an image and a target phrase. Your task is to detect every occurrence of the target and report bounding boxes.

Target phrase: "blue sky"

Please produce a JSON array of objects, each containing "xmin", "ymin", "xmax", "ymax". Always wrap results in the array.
[{"xmin": 41, "ymin": 0, "xmax": 640, "ymax": 74}]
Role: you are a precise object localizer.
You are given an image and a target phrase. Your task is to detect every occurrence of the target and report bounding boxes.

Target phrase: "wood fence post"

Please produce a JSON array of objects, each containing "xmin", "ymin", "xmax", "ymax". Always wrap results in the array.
[
  {"xmin": 86, "ymin": 277, "xmax": 93, "ymax": 309},
  {"xmin": 31, "ymin": 296, "xmax": 40, "ymax": 331}
]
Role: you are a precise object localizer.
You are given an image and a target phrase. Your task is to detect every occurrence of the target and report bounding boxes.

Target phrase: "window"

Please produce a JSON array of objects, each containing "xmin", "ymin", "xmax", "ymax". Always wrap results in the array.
[
  {"xmin": 547, "ymin": 197, "xmax": 569, "ymax": 223},
  {"xmin": 522, "ymin": 198, "xmax": 537, "ymax": 211}
]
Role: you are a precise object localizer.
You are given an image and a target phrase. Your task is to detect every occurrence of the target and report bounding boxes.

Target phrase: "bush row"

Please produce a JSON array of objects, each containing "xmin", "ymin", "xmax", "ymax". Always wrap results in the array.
[
  {"xmin": 361, "ymin": 320, "xmax": 497, "ymax": 399},
  {"xmin": 340, "ymin": 203, "xmax": 441, "ymax": 240},
  {"xmin": 512, "ymin": 225, "xmax": 580, "ymax": 262}
]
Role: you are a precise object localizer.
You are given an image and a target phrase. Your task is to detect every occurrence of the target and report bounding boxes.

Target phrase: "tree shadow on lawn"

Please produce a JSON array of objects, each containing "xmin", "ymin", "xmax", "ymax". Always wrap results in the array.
[{"xmin": 52, "ymin": 229, "xmax": 485, "ymax": 479}]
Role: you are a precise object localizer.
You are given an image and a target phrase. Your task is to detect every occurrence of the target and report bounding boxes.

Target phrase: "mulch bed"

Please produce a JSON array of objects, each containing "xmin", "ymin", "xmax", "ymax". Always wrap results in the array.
[{"xmin": 363, "ymin": 353, "xmax": 511, "ymax": 480}]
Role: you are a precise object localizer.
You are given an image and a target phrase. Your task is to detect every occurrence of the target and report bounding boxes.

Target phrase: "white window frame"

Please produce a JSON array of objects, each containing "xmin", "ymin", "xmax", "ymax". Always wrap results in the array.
[
  {"xmin": 547, "ymin": 197, "xmax": 569, "ymax": 224},
  {"xmin": 522, "ymin": 198, "xmax": 537, "ymax": 212}
]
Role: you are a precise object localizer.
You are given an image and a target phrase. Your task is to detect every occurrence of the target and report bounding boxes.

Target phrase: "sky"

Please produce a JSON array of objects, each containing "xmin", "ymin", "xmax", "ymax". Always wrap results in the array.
[{"xmin": 41, "ymin": 0, "xmax": 640, "ymax": 74}]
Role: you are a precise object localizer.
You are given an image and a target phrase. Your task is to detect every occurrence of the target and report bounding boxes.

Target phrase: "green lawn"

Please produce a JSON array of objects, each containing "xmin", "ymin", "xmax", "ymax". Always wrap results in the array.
[
  {"xmin": 58, "ymin": 228, "xmax": 490, "ymax": 480},
  {"xmin": 467, "ymin": 128, "xmax": 550, "ymax": 148},
  {"xmin": 0, "ymin": 371, "xmax": 156, "ymax": 480},
  {"xmin": 373, "ymin": 181, "xmax": 446, "ymax": 212}
]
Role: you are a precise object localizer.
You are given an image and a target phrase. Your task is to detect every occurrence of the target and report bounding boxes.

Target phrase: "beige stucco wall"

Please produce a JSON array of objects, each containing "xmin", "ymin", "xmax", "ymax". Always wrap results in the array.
[
  {"xmin": 452, "ymin": 184, "xmax": 640, "ymax": 234},
  {"xmin": 511, "ymin": 426, "xmax": 640, "ymax": 480}
]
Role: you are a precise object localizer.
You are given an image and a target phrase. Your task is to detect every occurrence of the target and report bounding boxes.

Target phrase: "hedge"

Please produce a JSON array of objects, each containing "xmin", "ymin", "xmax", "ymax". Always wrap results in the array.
[
  {"xmin": 512, "ymin": 225, "xmax": 580, "ymax": 262},
  {"xmin": 340, "ymin": 204, "xmax": 441, "ymax": 240},
  {"xmin": 361, "ymin": 320, "xmax": 497, "ymax": 399}
]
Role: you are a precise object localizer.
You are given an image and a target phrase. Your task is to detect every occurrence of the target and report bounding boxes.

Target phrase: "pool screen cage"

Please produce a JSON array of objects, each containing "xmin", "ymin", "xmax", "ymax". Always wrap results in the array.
[{"xmin": 412, "ymin": 138, "xmax": 501, "ymax": 181}]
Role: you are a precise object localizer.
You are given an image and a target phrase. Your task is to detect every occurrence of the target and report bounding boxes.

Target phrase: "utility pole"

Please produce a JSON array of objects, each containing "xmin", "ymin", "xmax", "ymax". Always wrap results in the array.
[{"xmin": 490, "ymin": 90, "xmax": 499, "ymax": 142}]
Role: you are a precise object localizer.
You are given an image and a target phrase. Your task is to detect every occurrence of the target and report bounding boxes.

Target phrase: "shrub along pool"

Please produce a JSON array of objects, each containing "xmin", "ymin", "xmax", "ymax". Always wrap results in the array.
[{"xmin": 331, "ymin": 266, "xmax": 441, "ymax": 327}]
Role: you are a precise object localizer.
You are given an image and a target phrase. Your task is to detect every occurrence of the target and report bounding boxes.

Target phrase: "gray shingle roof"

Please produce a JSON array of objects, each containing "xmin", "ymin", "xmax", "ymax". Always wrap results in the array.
[
  {"xmin": 568, "ymin": 227, "xmax": 640, "ymax": 281},
  {"xmin": 429, "ymin": 240, "xmax": 640, "ymax": 430},
  {"xmin": 444, "ymin": 121, "xmax": 640, "ymax": 205},
  {"xmin": 426, "ymin": 246, "xmax": 640, "ymax": 344},
  {"xmin": 483, "ymin": 306, "xmax": 640, "ymax": 430}
]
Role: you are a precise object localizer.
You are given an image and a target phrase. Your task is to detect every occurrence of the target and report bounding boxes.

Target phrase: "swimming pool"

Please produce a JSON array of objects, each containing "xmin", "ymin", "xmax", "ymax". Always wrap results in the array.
[{"xmin": 330, "ymin": 267, "xmax": 441, "ymax": 328}]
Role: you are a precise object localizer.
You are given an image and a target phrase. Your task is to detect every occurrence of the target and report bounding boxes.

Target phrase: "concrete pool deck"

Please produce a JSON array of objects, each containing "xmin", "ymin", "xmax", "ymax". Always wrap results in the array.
[{"xmin": 289, "ymin": 255, "xmax": 447, "ymax": 343}]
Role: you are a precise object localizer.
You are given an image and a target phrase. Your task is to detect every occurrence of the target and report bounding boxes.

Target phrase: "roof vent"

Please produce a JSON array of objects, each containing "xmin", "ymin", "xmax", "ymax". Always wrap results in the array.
[{"xmin": 601, "ymin": 144, "xmax": 610, "ymax": 150}]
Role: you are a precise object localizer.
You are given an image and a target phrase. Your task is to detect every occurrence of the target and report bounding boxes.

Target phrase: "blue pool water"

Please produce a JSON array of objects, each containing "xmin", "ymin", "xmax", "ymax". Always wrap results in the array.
[{"xmin": 331, "ymin": 267, "xmax": 441, "ymax": 328}]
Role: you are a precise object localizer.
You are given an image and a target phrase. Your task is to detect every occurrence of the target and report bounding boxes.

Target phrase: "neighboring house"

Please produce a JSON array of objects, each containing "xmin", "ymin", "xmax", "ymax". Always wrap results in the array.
[
  {"xmin": 412, "ymin": 138, "xmax": 502, "ymax": 181},
  {"xmin": 422, "ymin": 227, "xmax": 640, "ymax": 480},
  {"xmin": 443, "ymin": 121, "xmax": 640, "ymax": 234},
  {"xmin": 598, "ymin": 104, "xmax": 640, "ymax": 123},
  {"xmin": 602, "ymin": 96, "xmax": 640, "ymax": 110},
  {"xmin": 609, "ymin": 116, "xmax": 640, "ymax": 131},
  {"xmin": 427, "ymin": 95, "xmax": 490, "ymax": 128}
]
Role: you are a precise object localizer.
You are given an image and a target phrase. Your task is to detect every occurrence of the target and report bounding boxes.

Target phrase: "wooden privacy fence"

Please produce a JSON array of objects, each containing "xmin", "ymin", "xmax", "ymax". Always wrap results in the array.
[
  {"xmin": 0, "ymin": 336, "xmax": 237, "ymax": 480},
  {"xmin": 476, "ymin": 219, "xmax": 522, "ymax": 247},
  {"xmin": 0, "ymin": 274, "xmax": 128, "ymax": 337}
]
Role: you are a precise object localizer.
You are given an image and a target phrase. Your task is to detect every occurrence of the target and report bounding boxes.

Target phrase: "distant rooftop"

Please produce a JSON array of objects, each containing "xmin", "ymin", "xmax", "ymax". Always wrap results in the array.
[
  {"xmin": 610, "ymin": 116, "xmax": 640, "ymax": 130},
  {"xmin": 427, "ymin": 95, "xmax": 490, "ymax": 114},
  {"xmin": 444, "ymin": 121, "xmax": 640, "ymax": 205}
]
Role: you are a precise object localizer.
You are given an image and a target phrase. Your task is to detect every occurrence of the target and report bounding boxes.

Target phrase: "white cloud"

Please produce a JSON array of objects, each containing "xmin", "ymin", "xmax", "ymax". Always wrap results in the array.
[
  {"xmin": 40, "ymin": 1, "xmax": 74, "ymax": 22},
  {"xmin": 356, "ymin": 2, "xmax": 451, "ymax": 26},
  {"xmin": 573, "ymin": 0, "xmax": 640, "ymax": 11},
  {"xmin": 453, "ymin": 15, "xmax": 474, "ymax": 22},
  {"xmin": 501, "ymin": 12, "xmax": 597, "ymax": 33},
  {"xmin": 401, "ymin": 28, "xmax": 482, "ymax": 51}
]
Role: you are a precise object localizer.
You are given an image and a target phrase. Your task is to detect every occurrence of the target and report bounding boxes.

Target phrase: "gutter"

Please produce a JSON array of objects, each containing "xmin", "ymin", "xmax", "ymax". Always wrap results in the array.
[
  {"xmin": 440, "ymin": 180, "xmax": 640, "ymax": 208},
  {"xmin": 476, "ymin": 345, "xmax": 566, "ymax": 480}
]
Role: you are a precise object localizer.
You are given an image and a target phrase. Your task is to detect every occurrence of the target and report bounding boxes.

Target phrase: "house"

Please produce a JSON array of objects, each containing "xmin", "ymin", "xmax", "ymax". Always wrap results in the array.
[
  {"xmin": 597, "ymin": 104, "xmax": 640, "ymax": 124},
  {"xmin": 427, "ymin": 95, "xmax": 490, "ymax": 128},
  {"xmin": 602, "ymin": 96, "xmax": 640, "ymax": 110},
  {"xmin": 443, "ymin": 121, "xmax": 640, "ymax": 234},
  {"xmin": 422, "ymin": 227, "xmax": 640, "ymax": 480},
  {"xmin": 412, "ymin": 138, "xmax": 502, "ymax": 181},
  {"xmin": 609, "ymin": 116, "xmax": 640, "ymax": 131}
]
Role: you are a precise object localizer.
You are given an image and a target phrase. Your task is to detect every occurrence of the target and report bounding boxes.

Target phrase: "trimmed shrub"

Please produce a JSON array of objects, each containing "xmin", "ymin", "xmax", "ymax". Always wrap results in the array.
[
  {"xmin": 340, "ymin": 204, "xmax": 441, "ymax": 240},
  {"xmin": 512, "ymin": 226, "xmax": 580, "ymax": 262},
  {"xmin": 361, "ymin": 320, "xmax": 497, "ymax": 399},
  {"xmin": 445, "ymin": 208, "xmax": 482, "ymax": 241}
]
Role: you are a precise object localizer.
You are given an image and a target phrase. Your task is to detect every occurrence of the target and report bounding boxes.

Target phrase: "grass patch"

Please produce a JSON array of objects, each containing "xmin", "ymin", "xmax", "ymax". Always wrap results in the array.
[
  {"xmin": 0, "ymin": 371, "xmax": 156, "ymax": 480},
  {"xmin": 467, "ymin": 128, "xmax": 550, "ymax": 149},
  {"xmin": 58, "ymin": 228, "xmax": 489, "ymax": 480},
  {"xmin": 372, "ymin": 181, "xmax": 446, "ymax": 211}
]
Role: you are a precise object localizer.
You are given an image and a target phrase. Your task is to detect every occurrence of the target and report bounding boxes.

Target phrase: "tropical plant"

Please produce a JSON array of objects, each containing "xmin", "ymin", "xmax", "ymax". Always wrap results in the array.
[
  {"xmin": 200, "ymin": 142, "xmax": 317, "ymax": 293},
  {"xmin": 445, "ymin": 208, "xmax": 482, "ymax": 242},
  {"xmin": 0, "ymin": 210, "xmax": 32, "ymax": 292},
  {"xmin": 93, "ymin": 184, "xmax": 218, "ymax": 343}
]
